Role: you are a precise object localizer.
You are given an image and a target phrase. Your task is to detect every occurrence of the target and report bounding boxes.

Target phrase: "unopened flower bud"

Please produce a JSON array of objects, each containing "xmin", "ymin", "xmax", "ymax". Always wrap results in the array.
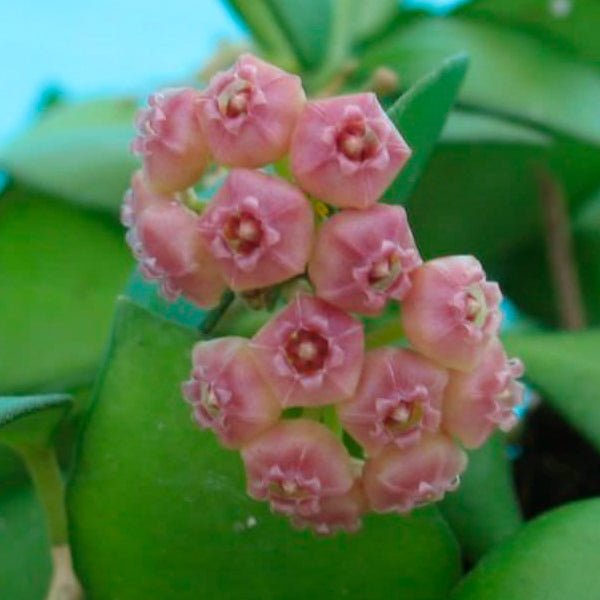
[
  {"xmin": 308, "ymin": 204, "xmax": 421, "ymax": 315},
  {"xmin": 290, "ymin": 93, "xmax": 411, "ymax": 209},
  {"xmin": 250, "ymin": 295, "xmax": 365, "ymax": 407},
  {"xmin": 198, "ymin": 53, "xmax": 306, "ymax": 167},
  {"xmin": 131, "ymin": 88, "xmax": 209, "ymax": 194},
  {"xmin": 363, "ymin": 435, "xmax": 467, "ymax": 514},
  {"xmin": 183, "ymin": 337, "xmax": 281, "ymax": 448},
  {"xmin": 125, "ymin": 178, "xmax": 226, "ymax": 307},
  {"xmin": 291, "ymin": 481, "xmax": 367, "ymax": 536},
  {"xmin": 442, "ymin": 337, "xmax": 525, "ymax": 449},
  {"xmin": 402, "ymin": 256, "xmax": 502, "ymax": 372},
  {"xmin": 338, "ymin": 347, "xmax": 447, "ymax": 454},
  {"xmin": 241, "ymin": 419, "xmax": 354, "ymax": 516},
  {"xmin": 199, "ymin": 169, "xmax": 314, "ymax": 291}
]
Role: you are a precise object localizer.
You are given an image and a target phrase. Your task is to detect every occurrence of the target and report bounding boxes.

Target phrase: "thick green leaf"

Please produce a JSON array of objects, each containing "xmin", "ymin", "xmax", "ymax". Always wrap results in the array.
[
  {"xmin": 452, "ymin": 499, "xmax": 600, "ymax": 599},
  {"xmin": 265, "ymin": 0, "xmax": 332, "ymax": 70},
  {"xmin": 501, "ymin": 222, "xmax": 600, "ymax": 327},
  {"xmin": 125, "ymin": 268, "xmax": 208, "ymax": 329},
  {"xmin": 223, "ymin": 0, "xmax": 298, "ymax": 70},
  {"xmin": 441, "ymin": 110, "xmax": 549, "ymax": 145},
  {"xmin": 359, "ymin": 17, "xmax": 600, "ymax": 145},
  {"xmin": 350, "ymin": 0, "xmax": 399, "ymax": 42},
  {"xmin": 505, "ymin": 329, "xmax": 600, "ymax": 452},
  {"xmin": 441, "ymin": 434, "xmax": 522, "ymax": 562},
  {"xmin": 407, "ymin": 127, "xmax": 548, "ymax": 264},
  {"xmin": 0, "ymin": 185, "xmax": 132, "ymax": 393},
  {"xmin": 385, "ymin": 53, "xmax": 469, "ymax": 204},
  {"xmin": 405, "ymin": 109, "xmax": 600, "ymax": 268},
  {"xmin": 0, "ymin": 447, "xmax": 27, "ymax": 486},
  {"xmin": 0, "ymin": 98, "xmax": 138, "ymax": 212},
  {"xmin": 460, "ymin": 0, "xmax": 600, "ymax": 66},
  {"xmin": 69, "ymin": 299, "xmax": 461, "ymax": 600},
  {"xmin": 0, "ymin": 395, "xmax": 72, "ymax": 449},
  {"xmin": 0, "ymin": 386, "xmax": 91, "ymax": 486},
  {"xmin": 0, "ymin": 486, "xmax": 52, "ymax": 600}
]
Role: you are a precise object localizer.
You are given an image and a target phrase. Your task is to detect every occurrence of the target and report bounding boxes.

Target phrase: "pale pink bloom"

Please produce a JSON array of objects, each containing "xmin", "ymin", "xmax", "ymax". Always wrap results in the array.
[
  {"xmin": 402, "ymin": 256, "xmax": 503, "ymax": 372},
  {"xmin": 198, "ymin": 53, "xmax": 305, "ymax": 167},
  {"xmin": 249, "ymin": 295, "xmax": 365, "ymax": 407},
  {"xmin": 442, "ymin": 337, "xmax": 525, "ymax": 449},
  {"xmin": 308, "ymin": 204, "xmax": 421, "ymax": 315},
  {"xmin": 131, "ymin": 88, "xmax": 209, "ymax": 194},
  {"xmin": 291, "ymin": 481, "xmax": 367, "ymax": 536},
  {"xmin": 363, "ymin": 435, "xmax": 467, "ymax": 514},
  {"xmin": 290, "ymin": 93, "xmax": 411, "ymax": 209},
  {"xmin": 125, "ymin": 181, "xmax": 226, "ymax": 307},
  {"xmin": 120, "ymin": 170, "xmax": 167, "ymax": 228},
  {"xmin": 183, "ymin": 337, "xmax": 281, "ymax": 448},
  {"xmin": 199, "ymin": 169, "xmax": 314, "ymax": 291},
  {"xmin": 241, "ymin": 419, "xmax": 354, "ymax": 516},
  {"xmin": 338, "ymin": 347, "xmax": 448, "ymax": 455}
]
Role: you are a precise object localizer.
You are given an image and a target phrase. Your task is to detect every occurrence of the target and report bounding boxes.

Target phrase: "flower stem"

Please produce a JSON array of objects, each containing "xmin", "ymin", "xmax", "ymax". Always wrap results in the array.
[
  {"xmin": 200, "ymin": 289, "xmax": 236, "ymax": 336},
  {"xmin": 322, "ymin": 405, "xmax": 344, "ymax": 439},
  {"xmin": 302, "ymin": 405, "xmax": 344, "ymax": 439},
  {"xmin": 365, "ymin": 320, "xmax": 405, "ymax": 349}
]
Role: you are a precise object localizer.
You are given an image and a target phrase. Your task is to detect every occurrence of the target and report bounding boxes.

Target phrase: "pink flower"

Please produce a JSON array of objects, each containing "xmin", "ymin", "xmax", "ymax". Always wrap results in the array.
[
  {"xmin": 363, "ymin": 435, "xmax": 467, "ymax": 514},
  {"xmin": 291, "ymin": 481, "xmax": 367, "ymax": 536},
  {"xmin": 199, "ymin": 169, "xmax": 314, "ymax": 291},
  {"xmin": 249, "ymin": 295, "xmax": 365, "ymax": 407},
  {"xmin": 308, "ymin": 204, "xmax": 422, "ymax": 315},
  {"xmin": 198, "ymin": 53, "xmax": 305, "ymax": 167},
  {"xmin": 131, "ymin": 88, "xmax": 209, "ymax": 194},
  {"xmin": 402, "ymin": 256, "xmax": 503, "ymax": 372},
  {"xmin": 338, "ymin": 348, "xmax": 448, "ymax": 455},
  {"xmin": 442, "ymin": 337, "xmax": 525, "ymax": 449},
  {"xmin": 290, "ymin": 93, "xmax": 411, "ymax": 209},
  {"xmin": 183, "ymin": 337, "xmax": 281, "ymax": 448},
  {"xmin": 124, "ymin": 177, "xmax": 226, "ymax": 307},
  {"xmin": 241, "ymin": 419, "xmax": 354, "ymax": 516},
  {"xmin": 121, "ymin": 170, "xmax": 167, "ymax": 228}
]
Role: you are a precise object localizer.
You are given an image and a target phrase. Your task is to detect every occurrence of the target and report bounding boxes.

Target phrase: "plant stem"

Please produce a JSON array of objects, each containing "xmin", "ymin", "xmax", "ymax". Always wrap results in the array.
[
  {"xmin": 19, "ymin": 445, "xmax": 68, "ymax": 545},
  {"xmin": 537, "ymin": 168, "xmax": 586, "ymax": 330},
  {"xmin": 18, "ymin": 444, "xmax": 84, "ymax": 600},
  {"xmin": 200, "ymin": 289, "xmax": 236, "ymax": 336},
  {"xmin": 47, "ymin": 545, "xmax": 84, "ymax": 600}
]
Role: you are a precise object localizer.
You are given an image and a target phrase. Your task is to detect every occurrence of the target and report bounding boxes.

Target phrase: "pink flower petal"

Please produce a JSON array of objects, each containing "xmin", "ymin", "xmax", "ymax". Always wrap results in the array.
[
  {"xmin": 250, "ymin": 295, "xmax": 365, "ymax": 407},
  {"xmin": 291, "ymin": 93, "xmax": 411, "ymax": 209}
]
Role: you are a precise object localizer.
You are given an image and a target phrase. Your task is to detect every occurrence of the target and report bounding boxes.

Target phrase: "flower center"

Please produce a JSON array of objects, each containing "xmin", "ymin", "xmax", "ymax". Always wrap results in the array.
[
  {"xmin": 368, "ymin": 251, "xmax": 402, "ymax": 292},
  {"xmin": 217, "ymin": 79, "xmax": 252, "ymax": 118},
  {"xmin": 200, "ymin": 382, "xmax": 221, "ymax": 419},
  {"xmin": 336, "ymin": 119, "xmax": 380, "ymax": 161},
  {"xmin": 222, "ymin": 211, "xmax": 263, "ymax": 256},
  {"xmin": 464, "ymin": 284, "xmax": 488, "ymax": 328},
  {"xmin": 382, "ymin": 401, "xmax": 423, "ymax": 435},
  {"xmin": 284, "ymin": 328, "xmax": 329, "ymax": 375},
  {"xmin": 269, "ymin": 477, "xmax": 311, "ymax": 500}
]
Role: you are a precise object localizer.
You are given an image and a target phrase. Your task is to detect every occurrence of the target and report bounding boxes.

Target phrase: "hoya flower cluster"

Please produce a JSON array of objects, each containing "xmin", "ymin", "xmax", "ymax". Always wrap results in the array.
[{"xmin": 123, "ymin": 53, "xmax": 525, "ymax": 536}]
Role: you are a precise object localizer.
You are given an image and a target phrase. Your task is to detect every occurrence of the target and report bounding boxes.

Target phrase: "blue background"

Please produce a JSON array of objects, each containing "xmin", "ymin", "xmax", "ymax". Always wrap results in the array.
[{"xmin": 0, "ymin": 0, "xmax": 460, "ymax": 144}]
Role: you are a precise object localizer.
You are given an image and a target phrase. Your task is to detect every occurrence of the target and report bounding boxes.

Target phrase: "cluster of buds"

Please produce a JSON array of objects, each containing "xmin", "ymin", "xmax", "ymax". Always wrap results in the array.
[{"xmin": 124, "ymin": 53, "xmax": 525, "ymax": 536}]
